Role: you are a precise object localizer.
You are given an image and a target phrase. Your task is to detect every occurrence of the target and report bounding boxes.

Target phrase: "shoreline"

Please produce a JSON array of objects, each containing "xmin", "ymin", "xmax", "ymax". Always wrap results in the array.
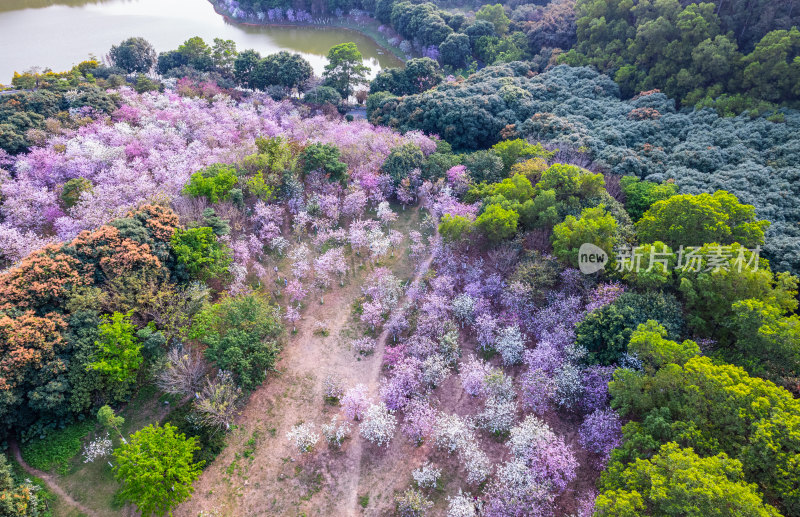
[{"xmin": 206, "ymin": 0, "xmax": 408, "ymax": 64}]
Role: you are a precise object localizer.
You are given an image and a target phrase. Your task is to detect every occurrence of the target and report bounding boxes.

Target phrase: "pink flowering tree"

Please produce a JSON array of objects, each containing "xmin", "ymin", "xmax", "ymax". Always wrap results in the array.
[{"xmin": 341, "ymin": 384, "xmax": 370, "ymax": 421}]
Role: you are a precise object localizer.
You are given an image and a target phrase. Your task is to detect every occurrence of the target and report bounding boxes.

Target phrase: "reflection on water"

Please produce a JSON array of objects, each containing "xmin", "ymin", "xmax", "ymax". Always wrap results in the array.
[
  {"xmin": 0, "ymin": 0, "xmax": 402, "ymax": 83},
  {"xmin": 0, "ymin": 0, "xmax": 113, "ymax": 13}
]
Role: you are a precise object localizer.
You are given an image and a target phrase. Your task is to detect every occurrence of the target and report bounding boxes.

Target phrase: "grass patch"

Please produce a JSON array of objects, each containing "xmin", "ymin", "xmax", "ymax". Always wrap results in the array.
[{"xmin": 21, "ymin": 420, "xmax": 95, "ymax": 474}]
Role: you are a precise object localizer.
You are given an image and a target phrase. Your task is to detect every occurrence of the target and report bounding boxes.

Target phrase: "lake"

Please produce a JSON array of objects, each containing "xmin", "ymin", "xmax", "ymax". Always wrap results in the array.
[{"xmin": 0, "ymin": 0, "xmax": 403, "ymax": 83}]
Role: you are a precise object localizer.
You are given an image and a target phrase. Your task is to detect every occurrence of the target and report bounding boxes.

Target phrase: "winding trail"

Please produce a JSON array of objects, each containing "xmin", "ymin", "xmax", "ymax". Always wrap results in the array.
[
  {"xmin": 9, "ymin": 439, "xmax": 98, "ymax": 517},
  {"xmin": 342, "ymin": 220, "xmax": 438, "ymax": 515},
  {"xmin": 176, "ymin": 208, "xmax": 438, "ymax": 516}
]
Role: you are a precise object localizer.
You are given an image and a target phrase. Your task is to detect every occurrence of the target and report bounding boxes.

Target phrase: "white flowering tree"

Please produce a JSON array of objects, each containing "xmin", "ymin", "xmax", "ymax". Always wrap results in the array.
[
  {"xmin": 359, "ymin": 402, "xmax": 397, "ymax": 447},
  {"xmin": 286, "ymin": 422, "xmax": 320, "ymax": 454}
]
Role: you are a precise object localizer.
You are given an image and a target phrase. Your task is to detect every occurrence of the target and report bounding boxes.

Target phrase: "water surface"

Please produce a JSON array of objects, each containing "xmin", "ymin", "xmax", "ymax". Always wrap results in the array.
[{"xmin": 0, "ymin": 0, "xmax": 402, "ymax": 83}]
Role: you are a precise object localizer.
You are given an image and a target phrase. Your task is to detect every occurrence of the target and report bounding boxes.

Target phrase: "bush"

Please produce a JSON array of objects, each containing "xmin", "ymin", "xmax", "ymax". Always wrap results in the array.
[{"xmin": 21, "ymin": 420, "xmax": 95, "ymax": 474}]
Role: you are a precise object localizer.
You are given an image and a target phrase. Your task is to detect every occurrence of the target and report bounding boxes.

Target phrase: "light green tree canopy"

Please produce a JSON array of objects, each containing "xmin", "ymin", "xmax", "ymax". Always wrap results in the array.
[{"xmin": 113, "ymin": 424, "xmax": 203, "ymax": 516}]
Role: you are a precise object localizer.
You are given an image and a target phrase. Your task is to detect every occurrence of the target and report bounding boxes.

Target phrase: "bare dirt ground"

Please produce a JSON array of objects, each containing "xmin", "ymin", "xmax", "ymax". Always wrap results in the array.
[
  {"xmin": 177, "ymin": 210, "xmax": 432, "ymax": 517},
  {"xmin": 177, "ymin": 213, "xmax": 597, "ymax": 517}
]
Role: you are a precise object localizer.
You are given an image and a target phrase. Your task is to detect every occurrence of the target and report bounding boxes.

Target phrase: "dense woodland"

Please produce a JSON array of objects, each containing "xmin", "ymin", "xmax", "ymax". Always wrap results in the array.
[{"xmin": 0, "ymin": 0, "xmax": 799, "ymax": 516}]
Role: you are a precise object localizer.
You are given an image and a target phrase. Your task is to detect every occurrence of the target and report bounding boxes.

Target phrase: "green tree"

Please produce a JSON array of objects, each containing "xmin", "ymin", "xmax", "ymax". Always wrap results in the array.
[
  {"xmin": 323, "ymin": 42, "xmax": 370, "ymax": 98},
  {"xmin": 677, "ymin": 243, "xmax": 798, "ymax": 341},
  {"xmin": 552, "ymin": 205, "xmax": 618, "ymax": 268},
  {"xmin": 60, "ymin": 177, "xmax": 93, "ymax": 209},
  {"xmin": 183, "ymin": 164, "xmax": 238, "ymax": 203},
  {"xmin": 381, "ymin": 143, "xmax": 424, "ymax": 185},
  {"xmin": 190, "ymin": 294, "xmax": 283, "ymax": 391},
  {"xmin": 597, "ymin": 443, "xmax": 781, "ymax": 517},
  {"xmin": 475, "ymin": 4, "xmax": 510, "ymax": 36},
  {"xmin": 177, "ymin": 36, "xmax": 213, "ymax": 71},
  {"xmin": 299, "ymin": 143, "xmax": 348, "ymax": 181},
  {"xmin": 97, "ymin": 404, "xmax": 125, "ymax": 438},
  {"xmin": 741, "ymin": 28, "xmax": 800, "ymax": 104},
  {"xmin": 170, "ymin": 227, "xmax": 232, "ymax": 281},
  {"xmin": 251, "ymin": 52, "xmax": 313, "ymax": 92},
  {"xmin": 619, "ymin": 176, "xmax": 678, "ymax": 221},
  {"xmin": 233, "ymin": 49, "xmax": 261, "ymax": 87},
  {"xmin": 476, "ymin": 204, "xmax": 518, "ymax": 242},
  {"xmin": 637, "ymin": 191, "xmax": 769, "ymax": 248},
  {"xmin": 730, "ymin": 298, "xmax": 800, "ymax": 384},
  {"xmin": 211, "ymin": 38, "xmax": 237, "ymax": 75},
  {"xmin": 87, "ymin": 311, "xmax": 143, "ymax": 385},
  {"xmin": 627, "ymin": 320, "xmax": 699, "ymax": 372},
  {"xmin": 491, "ymin": 139, "xmax": 553, "ymax": 175},
  {"xmin": 439, "ymin": 33, "xmax": 472, "ymax": 69},
  {"xmin": 113, "ymin": 424, "xmax": 203, "ymax": 516},
  {"xmin": 577, "ymin": 291, "xmax": 685, "ymax": 366},
  {"xmin": 438, "ymin": 214, "xmax": 473, "ymax": 243},
  {"xmin": 619, "ymin": 241, "xmax": 675, "ymax": 289},
  {"xmin": 304, "ymin": 86, "xmax": 342, "ymax": 106},
  {"xmin": 463, "ymin": 150, "xmax": 504, "ymax": 183},
  {"xmin": 110, "ymin": 37, "xmax": 157, "ymax": 74},
  {"xmin": 609, "ymin": 355, "xmax": 800, "ymax": 513},
  {"xmin": 536, "ymin": 163, "xmax": 605, "ymax": 202}
]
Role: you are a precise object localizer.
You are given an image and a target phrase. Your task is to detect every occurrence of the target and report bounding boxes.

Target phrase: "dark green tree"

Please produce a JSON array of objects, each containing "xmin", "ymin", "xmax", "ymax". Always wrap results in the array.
[
  {"xmin": 299, "ymin": 143, "xmax": 348, "ymax": 181},
  {"xmin": 323, "ymin": 42, "xmax": 370, "ymax": 98},
  {"xmin": 439, "ymin": 33, "xmax": 472, "ymax": 69},
  {"xmin": 110, "ymin": 37, "xmax": 157, "ymax": 74},
  {"xmin": 190, "ymin": 294, "xmax": 283, "ymax": 391}
]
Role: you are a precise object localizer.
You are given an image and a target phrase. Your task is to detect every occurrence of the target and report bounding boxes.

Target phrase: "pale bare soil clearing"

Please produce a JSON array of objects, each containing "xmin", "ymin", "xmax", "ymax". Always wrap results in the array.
[{"xmin": 178, "ymin": 208, "xmax": 430, "ymax": 517}]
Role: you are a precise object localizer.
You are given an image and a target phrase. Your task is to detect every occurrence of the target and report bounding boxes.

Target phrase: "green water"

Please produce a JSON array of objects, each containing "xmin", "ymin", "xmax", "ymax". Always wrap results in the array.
[{"xmin": 0, "ymin": 0, "xmax": 402, "ymax": 83}]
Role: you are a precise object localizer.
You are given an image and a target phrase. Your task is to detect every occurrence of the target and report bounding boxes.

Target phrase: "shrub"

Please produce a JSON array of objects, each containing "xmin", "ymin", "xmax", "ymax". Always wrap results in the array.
[
  {"xmin": 21, "ymin": 420, "xmax": 95, "ymax": 474},
  {"xmin": 396, "ymin": 488, "xmax": 434, "ymax": 517},
  {"xmin": 286, "ymin": 422, "xmax": 320, "ymax": 454}
]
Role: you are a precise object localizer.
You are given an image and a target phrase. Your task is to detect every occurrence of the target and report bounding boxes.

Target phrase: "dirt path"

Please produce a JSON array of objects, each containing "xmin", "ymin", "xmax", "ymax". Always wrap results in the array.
[
  {"xmin": 342, "ymin": 239, "xmax": 437, "ymax": 515},
  {"xmin": 9, "ymin": 439, "xmax": 98, "ymax": 517},
  {"xmin": 176, "ymin": 209, "xmax": 435, "ymax": 517}
]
